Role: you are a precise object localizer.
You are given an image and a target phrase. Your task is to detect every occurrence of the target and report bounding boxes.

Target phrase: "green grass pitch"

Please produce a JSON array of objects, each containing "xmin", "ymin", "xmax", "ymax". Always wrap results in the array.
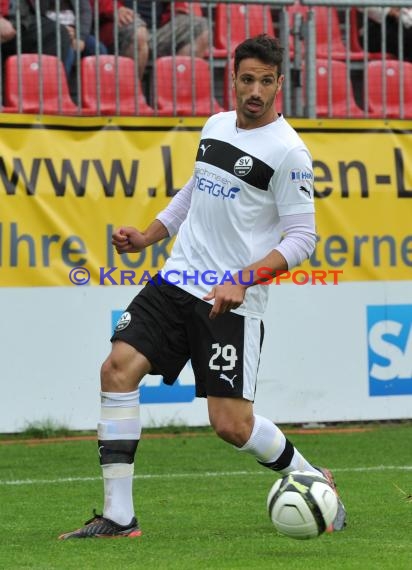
[{"xmin": 0, "ymin": 423, "xmax": 411, "ymax": 569}]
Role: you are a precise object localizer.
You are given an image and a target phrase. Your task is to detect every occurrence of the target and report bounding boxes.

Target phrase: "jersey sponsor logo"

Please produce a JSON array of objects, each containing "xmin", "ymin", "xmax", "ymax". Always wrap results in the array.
[
  {"xmin": 234, "ymin": 156, "xmax": 253, "ymax": 177},
  {"xmin": 194, "ymin": 173, "xmax": 240, "ymax": 200},
  {"xmin": 115, "ymin": 311, "xmax": 131, "ymax": 331},
  {"xmin": 367, "ymin": 305, "xmax": 412, "ymax": 396},
  {"xmin": 290, "ymin": 169, "xmax": 313, "ymax": 183},
  {"xmin": 219, "ymin": 373, "xmax": 237, "ymax": 388}
]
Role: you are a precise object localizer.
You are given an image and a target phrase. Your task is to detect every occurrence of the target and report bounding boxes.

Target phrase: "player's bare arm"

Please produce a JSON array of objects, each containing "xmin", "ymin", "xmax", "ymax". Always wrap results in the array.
[
  {"xmin": 112, "ymin": 220, "xmax": 169, "ymax": 254},
  {"xmin": 203, "ymin": 249, "xmax": 288, "ymax": 319},
  {"xmin": 237, "ymin": 248, "xmax": 289, "ymax": 286},
  {"xmin": 112, "ymin": 177, "xmax": 194, "ymax": 254}
]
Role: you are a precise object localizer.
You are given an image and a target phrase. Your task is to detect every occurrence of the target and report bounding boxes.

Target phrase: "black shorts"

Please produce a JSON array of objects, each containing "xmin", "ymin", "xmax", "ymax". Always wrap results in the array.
[{"xmin": 111, "ymin": 276, "xmax": 264, "ymax": 401}]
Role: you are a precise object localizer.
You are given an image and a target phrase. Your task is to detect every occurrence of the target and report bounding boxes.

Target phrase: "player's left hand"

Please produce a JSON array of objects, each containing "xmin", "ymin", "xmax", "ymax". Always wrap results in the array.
[{"xmin": 203, "ymin": 283, "xmax": 246, "ymax": 319}]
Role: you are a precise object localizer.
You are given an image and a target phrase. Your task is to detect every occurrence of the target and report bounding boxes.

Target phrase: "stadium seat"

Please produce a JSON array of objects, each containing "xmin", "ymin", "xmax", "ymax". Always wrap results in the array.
[
  {"xmin": 314, "ymin": 59, "xmax": 364, "ymax": 118},
  {"xmin": 3, "ymin": 54, "xmax": 78, "ymax": 114},
  {"xmin": 154, "ymin": 56, "xmax": 223, "ymax": 116},
  {"xmin": 367, "ymin": 60, "xmax": 412, "ymax": 119},
  {"xmin": 315, "ymin": 6, "xmax": 364, "ymax": 61},
  {"xmin": 213, "ymin": 3, "xmax": 275, "ymax": 57},
  {"xmin": 287, "ymin": 4, "xmax": 364, "ymax": 61},
  {"xmin": 349, "ymin": 8, "xmax": 395, "ymax": 61},
  {"xmin": 81, "ymin": 55, "xmax": 154, "ymax": 116},
  {"xmin": 174, "ymin": 2, "xmax": 203, "ymax": 17}
]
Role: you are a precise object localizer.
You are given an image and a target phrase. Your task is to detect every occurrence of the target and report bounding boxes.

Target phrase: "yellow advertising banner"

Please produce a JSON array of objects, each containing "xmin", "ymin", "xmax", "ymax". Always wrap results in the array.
[{"xmin": 0, "ymin": 114, "xmax": 411, "ymax": 286}]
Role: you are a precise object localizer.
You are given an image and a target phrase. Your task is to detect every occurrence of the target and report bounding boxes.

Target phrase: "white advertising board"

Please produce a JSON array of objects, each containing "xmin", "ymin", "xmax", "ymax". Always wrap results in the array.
[{"xmin": 1, "ymin": 281, "xmax": 411, "ymax": 433}]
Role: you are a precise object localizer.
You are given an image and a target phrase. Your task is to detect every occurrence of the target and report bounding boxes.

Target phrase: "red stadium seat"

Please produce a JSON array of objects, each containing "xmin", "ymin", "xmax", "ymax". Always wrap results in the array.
[
  {"xmin": 367, "ymin": 60, "xmax": 412, "ymax": 119},
  {"xmin": 314, "ymin": 7, "xmax": 364, "ymax": 61},
  {"xmin": 349, "ymin": 8, "xmax": 395, "ymax": 61},
  {"xmin": 3, "ymin": 54, "xmax": 78, "ymax": 114},
  {"xmin": 213, "ymin": 3, "xmax": 275, "ymax": 57},
  {"xmin": 154, "ymin": 56, "xmax": 223, "ymax": 116},
  {"xmin": 287, "ymin": 4, "xmax": 364, "ymax": 61},
  {"xmin": 314, "ymin": 59, "xmax": 363, "ymax": 118},
  {"xmin": 174, "ymin": 2, "xmax": 203, "ymax": 17},
  {"xmin": 81, "ymin": 55, "xmax": 154, "ymax": 116},
  {"xmin": 160, "ymin": 2, "xmax": 203, "ymax": 29}
]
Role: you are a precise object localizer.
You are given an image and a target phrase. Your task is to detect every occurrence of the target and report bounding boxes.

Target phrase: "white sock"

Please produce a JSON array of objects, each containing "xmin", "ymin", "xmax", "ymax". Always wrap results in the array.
[
  {"xmin": 98, "ymin": 389, "xmax": 141, "ymax": 526},
  {"xmin": 238, "ymin": 414, "xmax": 319, "ymax": 476},
  {"xmin": 102, "ymin": 466, "xmax": 134, "ymax": 526}
]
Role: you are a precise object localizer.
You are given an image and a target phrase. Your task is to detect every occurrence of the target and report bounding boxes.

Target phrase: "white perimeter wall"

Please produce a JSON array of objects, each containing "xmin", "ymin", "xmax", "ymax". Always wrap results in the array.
[{"xmin": 1, "ymin": 281, "xmax": 411, "ymax": 433}]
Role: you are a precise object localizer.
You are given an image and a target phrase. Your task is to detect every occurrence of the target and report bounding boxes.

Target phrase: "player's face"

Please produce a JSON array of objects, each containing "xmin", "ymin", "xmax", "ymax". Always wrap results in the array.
[{"xmin": 233, "ymin": 58, "xmax": 284, "ymax": 129}]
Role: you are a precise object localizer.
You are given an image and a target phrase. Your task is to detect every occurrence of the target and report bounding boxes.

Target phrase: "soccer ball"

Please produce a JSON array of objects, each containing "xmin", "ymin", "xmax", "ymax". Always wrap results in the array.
[{"xmin": 267, "ymin": 470, "xmax": 338, "ymax": 540}]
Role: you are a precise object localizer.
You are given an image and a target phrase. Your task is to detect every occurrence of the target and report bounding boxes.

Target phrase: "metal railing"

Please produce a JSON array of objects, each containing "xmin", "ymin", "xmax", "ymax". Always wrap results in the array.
[
  {"xmin": 0, "ymin": 1, "xmax": 410, "ymax": 118},
  {"xmin": 301, "ymin": 0, "xmax": 412, "ymax": 118}
]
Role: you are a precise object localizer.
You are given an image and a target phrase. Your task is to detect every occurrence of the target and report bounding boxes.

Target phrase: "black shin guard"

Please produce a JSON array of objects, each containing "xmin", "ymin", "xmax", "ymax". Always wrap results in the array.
[{"xmin": 98, "ymin": 439, "xmax": 139, "ymax": 466}]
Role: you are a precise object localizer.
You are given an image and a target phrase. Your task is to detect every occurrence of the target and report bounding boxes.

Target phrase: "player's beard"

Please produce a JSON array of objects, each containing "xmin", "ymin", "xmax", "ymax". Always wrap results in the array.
[{"xmin": 238, "ymin": 93, "xmax": 277, "ymax": 122}]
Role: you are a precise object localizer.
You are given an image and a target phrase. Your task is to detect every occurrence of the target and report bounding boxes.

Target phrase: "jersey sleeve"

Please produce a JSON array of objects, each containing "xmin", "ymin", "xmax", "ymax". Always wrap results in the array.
[
  {"xmin": 271, "ymin": 145, "xmax": 315, "ymax": 216},
  {"xmin": 199, "ymin": 112, "xmax": 226, "ymax": 140},
  {"xmin": 274, "ymin": 212, "xmax": 317, "ymax": 269},
  {"xmin": 156, "ymin": 177, "xmax": 194, "ymax": 237}
]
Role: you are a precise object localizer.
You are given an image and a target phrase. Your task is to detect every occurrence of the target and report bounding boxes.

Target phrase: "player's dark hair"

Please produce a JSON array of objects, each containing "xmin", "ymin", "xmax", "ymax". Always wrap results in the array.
[{"xmin": 234, "ymin": 34, "xmax": 284, "ymax": 75}]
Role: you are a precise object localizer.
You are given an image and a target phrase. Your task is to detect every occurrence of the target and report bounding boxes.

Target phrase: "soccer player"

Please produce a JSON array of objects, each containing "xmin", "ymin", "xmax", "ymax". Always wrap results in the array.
[{"xmin": 59, "ymin": 34, "xmax": 346, "ymax": 539}]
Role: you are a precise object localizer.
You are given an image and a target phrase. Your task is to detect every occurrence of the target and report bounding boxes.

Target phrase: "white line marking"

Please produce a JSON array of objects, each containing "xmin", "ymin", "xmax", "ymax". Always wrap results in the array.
[{"xmin": 0, "ymin": 465, "xmax": 411, "ymax": 487}]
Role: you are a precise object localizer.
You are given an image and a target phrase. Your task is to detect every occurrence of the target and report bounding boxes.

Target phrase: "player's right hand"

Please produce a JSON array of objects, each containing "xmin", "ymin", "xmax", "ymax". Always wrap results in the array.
[
  {"xmin": 203, "ymin": 283, "xmax": 246, "ymax": 319},
  {"xmin": 112, "ymin": 226, "xmax": 147, "ymax": 254}
]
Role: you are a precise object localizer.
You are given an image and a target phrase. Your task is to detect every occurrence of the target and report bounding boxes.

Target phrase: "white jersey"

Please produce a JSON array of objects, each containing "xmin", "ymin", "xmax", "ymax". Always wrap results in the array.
[{"xmin": 160, "ymin": 111, "xmax": 315, "ymax": 317}]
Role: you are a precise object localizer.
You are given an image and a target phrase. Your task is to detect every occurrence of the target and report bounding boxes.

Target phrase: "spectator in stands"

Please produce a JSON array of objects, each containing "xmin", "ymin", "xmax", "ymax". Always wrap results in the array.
[
  {"xmin": 0, "ymin": 1, "xmax": 71, "ymax": 64},
  {"xmin": 45, "ymin": 1, "xmax": 107, "ymax": 75},
  {"xmin": 90, "ymin": 0, "xmax": 149, "ymax": 79},
  {"xmin": 0, "ymin": 9, "xmax": 15, "ymax": 44},
  {"xmin": 89, "ymin": 1, "xmax": 209, "ymax": 80},
  {"xmin": 359, "ymin": 6, "xmax": 412, "ymax": 62},
  {"xmin": 124, "ymin": 1, "xmax": 209, "ymax": 59}
]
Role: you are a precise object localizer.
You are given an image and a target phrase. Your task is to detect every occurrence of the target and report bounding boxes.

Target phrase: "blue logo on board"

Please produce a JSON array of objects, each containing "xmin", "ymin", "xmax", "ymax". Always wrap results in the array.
[{"xmin": 367, "ymin": 305, "xmax": 412, "ymax": 396}]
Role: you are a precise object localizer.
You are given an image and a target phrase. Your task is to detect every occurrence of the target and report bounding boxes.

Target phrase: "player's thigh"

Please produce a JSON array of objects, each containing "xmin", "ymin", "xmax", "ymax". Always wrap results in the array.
[
  {"xmin": 101, "ymin": 340, "xmax": 152, "ymax": 392},
  {"xmin": 111, "ymin": 279, "xmax": 192, "ymax": 385}
]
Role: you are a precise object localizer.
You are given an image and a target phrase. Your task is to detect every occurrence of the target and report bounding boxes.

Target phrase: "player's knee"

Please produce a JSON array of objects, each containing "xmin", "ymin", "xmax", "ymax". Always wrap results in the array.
[
  {"xmin": 211, "ymin": 418, "xmax": 250, "ymax": 447},
  {"xmin": 100, "ymin": 354, "xmax": 128, "ymax": 392}
]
